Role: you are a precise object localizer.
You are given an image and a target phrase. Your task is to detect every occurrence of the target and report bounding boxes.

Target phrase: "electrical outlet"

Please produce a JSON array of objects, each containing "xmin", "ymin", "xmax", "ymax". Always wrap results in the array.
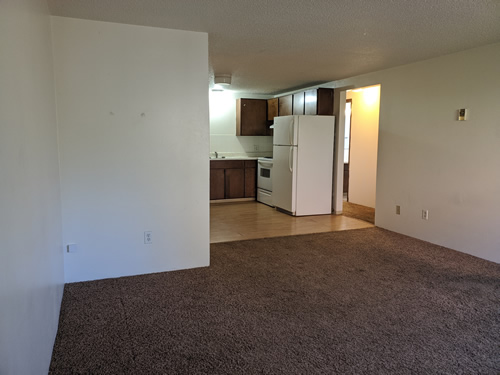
[
  {"xmin": 144, "ymin": 231, "xmax": 152, "ymax": 244},
  {"xmin": 422, "ymin": 210, "xmax": 429, "ymax": 220},
  {"xmin": 396, "ymin": 205, "xmax": 401, "ymax": 215},
  {"xmin": 253, "ymin": 144, "xmax": 259, "ymax": 151}
]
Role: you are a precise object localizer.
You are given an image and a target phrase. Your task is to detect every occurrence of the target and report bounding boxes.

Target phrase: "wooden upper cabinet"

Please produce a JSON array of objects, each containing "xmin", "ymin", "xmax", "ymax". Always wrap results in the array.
[
  {"xmin": 317, "ymin": 88, "xmax": 334, "ymax": 115},
  {"xmin": 267, "ymin": 98, "xmax": 278, "ymax": 122},
  {"xmin": 304, "ymin": 89, "xmax": 318, "ymax": 115},
  {"xmin": 276, "ymin": 88, "xmax": 333, "ymax": 117},
  {"xmin": 236, "ymin": 99, "xmax": 267, "ymax": 136},
  {"xmin": 235, "ymin": 89, "xmax": 332, "ymax": 137},
  {"xmin": 293, "ymin": 92, "xmax": 305, "ymax": 115},
  {"xmin": 278, "ymin": 95, "xmax": 293, "ymax": 116},
  {"xmin": 266, "ymin": 98, "xmax": 278, "ymax": 136}
]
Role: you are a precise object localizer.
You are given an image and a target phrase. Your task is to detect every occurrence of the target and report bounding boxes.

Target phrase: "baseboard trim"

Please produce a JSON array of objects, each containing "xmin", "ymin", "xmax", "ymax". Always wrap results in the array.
[{"xmin": 210, "ymin": 198, "xmax": 256, "ymax": 204}]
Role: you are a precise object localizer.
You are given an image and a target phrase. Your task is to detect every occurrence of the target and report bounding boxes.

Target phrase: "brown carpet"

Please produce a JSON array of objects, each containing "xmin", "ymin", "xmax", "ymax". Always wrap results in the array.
[
  {"xmin": 342, "ymin": 201, "xmax": 375, "ymax": 224},
  {"xmin": 50, "ymin": 228, "xmax": 500, "ymax": 374}
]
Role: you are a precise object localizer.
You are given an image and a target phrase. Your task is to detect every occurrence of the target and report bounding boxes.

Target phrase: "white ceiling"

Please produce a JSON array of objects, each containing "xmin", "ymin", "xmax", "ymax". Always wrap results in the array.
[{"xmin": 47, "ymin": 0, "xmax": 500, "ymax": 95}]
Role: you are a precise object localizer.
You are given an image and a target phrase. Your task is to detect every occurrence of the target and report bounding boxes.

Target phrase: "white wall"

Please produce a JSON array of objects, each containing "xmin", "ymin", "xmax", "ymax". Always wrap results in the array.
[
  {"xmin": 346, "ymin": 86, "xmax": 380, "ymax": 208},
  {"xmin": 332, "ymin": 43, "xmax": 500, "ymax": 263},
  {"xmin": 0, "ymin": 1, "xmax": 64, "ymax": 374},
  {"xmin": 209, "ymin": 91, "xmax": 273, "ymax": 156},
  {"xmin": 52, "ymin": 17, "xmax": 210, "ymax": 282}
]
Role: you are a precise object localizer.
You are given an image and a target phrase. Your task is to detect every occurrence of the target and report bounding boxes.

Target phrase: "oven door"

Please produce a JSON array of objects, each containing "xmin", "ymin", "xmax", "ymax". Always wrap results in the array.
[{"xmin": 257, "ymin": 159, "xmax": 273, "ymax": 192}]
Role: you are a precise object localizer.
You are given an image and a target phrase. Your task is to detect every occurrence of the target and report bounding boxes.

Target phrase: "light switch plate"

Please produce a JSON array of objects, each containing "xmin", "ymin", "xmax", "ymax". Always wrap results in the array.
[{"xmin": 458, "ymin": 108, "xmax": 468, "ymax": 121}]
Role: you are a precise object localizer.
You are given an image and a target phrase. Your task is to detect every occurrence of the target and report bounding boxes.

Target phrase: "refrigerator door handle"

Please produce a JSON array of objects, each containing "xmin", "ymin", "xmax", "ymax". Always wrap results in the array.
[{"xmin": 288, "ymin": 147, "xmax": 293, "ymax": 173}]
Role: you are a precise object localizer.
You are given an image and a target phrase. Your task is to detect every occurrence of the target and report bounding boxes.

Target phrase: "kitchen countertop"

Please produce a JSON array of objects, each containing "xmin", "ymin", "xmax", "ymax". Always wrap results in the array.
[{"xmin": 209, "ymin": 156, "xmax": 260, "ymax": 160}]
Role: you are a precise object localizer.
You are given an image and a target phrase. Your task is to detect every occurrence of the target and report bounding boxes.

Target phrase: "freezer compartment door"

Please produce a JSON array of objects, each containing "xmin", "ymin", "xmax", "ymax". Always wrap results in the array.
[
  {"xmin": 272, "ymin": 145, "xmax": 297, "ymax": 214},
  {"xmin": 273, "ymin": 116, "xmax": 297, "ymax": 146}
]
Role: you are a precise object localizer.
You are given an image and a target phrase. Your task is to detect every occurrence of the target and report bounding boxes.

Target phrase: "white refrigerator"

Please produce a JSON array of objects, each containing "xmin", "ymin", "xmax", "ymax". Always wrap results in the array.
[{"xmin": 272, "ymin": 115, "xmax": 335, "ymax": 216}]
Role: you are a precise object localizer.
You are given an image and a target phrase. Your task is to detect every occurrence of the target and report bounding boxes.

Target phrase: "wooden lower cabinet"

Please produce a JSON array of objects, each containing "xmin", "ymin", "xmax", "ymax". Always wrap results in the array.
[
  {"xmin": 225, "ymin": 168, "xmax": 245, "ymax": 199},
  {"xmin": 210, "ymin": 169, "xmax": 225, "ymax": 200},
  {"xmin": 210, "ymin": 160, "xmax": 257, "ymax": 200},
  {"xmin": 244, "ymin": 166, "xmax": 256, "ymax": 197}
]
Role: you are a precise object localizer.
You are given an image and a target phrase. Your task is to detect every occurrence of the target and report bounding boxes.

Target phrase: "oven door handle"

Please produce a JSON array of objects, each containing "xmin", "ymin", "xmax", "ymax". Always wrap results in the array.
[{"xmin": 258, "ymin": 161, "xmax": 273, "ymax": 168}]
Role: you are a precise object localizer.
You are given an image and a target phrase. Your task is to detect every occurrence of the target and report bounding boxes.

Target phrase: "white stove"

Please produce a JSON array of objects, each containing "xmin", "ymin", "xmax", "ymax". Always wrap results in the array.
[{"xmin": 257, "ymin": 157, "xmax": 273, "ymax": 206}]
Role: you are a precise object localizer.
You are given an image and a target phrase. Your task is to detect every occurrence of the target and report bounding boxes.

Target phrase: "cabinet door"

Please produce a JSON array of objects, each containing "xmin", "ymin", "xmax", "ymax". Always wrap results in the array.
[
  {"xmin": 267, "ymin": 98, "xmax": 278, "ymax": 136},
  {"xmin": 225, "ymin": 169, "xmax": 245, "ymax": 199},
  {"xmin": 304, "ymin": 90, "xmax": 317, "ymax": 115},
  {"xmin": 244, "ymin": 162, "xmax": 256, "ymax": 198},
  {"xmin": 293, "ymin": 92, "xmax": 305, "ymax": 115},
  {"xmin": 267, "ymin": 98, "xmax": 278, "ymax": 122},
  {"xmin": 317, "ymin": 88, "xmax": 334, "ymax": 115},
  {"xmin": 210, "ymin": 169, "xmax": 225, "ymax": 200},
  {"xmin": 236, "ymin": 99, "xmax": 267, "ymax": 136},
  {"xmin": 278, "ymin": 95, "xmax": 293, "ymax": 116}
]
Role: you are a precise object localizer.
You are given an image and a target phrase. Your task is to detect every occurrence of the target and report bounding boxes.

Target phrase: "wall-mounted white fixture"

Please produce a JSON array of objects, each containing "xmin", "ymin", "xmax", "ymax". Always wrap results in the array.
[{"xmin": 214, "ymin": 74, "xmax": 232, "ymax": 86}]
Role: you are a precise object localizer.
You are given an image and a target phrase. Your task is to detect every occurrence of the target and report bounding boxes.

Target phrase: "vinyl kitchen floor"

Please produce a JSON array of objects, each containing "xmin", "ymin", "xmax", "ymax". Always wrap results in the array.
[{"xmin": 210, "ymin": 201, "xmax": 374, "ymax": 243}]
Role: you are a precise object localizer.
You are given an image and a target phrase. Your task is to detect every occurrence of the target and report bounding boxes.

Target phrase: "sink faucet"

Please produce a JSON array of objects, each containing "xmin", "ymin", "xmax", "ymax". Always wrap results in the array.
[{"xmin": 215, "ymin": 151, "xmax": 219, "ymax": 158}]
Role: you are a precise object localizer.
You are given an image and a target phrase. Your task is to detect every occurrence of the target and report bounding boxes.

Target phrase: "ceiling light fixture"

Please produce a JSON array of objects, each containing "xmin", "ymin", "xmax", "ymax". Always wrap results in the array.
[{"xmin": 214, "ymin": 74, "xmax": 232, "ymax": 86}]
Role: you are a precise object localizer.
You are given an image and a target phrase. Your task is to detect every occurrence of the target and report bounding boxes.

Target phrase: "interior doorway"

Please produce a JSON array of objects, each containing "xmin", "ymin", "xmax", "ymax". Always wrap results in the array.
[{"xmin": 340, "ymin": 85, "xmax": 381, "ymax": 224}]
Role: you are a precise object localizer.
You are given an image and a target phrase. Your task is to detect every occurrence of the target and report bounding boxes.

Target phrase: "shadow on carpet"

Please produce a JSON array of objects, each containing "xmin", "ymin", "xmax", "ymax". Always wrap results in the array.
[{"xmin": 49, "ymin": 228, "xmax": 500, "ymax": 374}]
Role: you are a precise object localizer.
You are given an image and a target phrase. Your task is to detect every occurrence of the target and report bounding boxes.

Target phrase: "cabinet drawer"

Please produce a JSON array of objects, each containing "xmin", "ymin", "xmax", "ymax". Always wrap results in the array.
[
  {"xmin": 210, "ymin": 160, "xmax": 245, "ymax": 169},
  {"xmin": 244, "ymin": 160, "xmax": 257, "ymax": 168}
]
